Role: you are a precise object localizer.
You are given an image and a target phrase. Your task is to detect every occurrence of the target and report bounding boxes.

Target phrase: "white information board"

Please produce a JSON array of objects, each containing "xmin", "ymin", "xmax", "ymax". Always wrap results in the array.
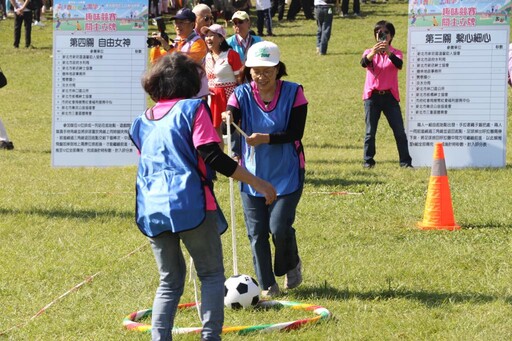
[
  {"xmin": 406, "ymin": 0, "xmax": 510, "ymax": 168},
  {"xmin": 51, "ymin": 0, "xmax": 148, "ymax": 167}
]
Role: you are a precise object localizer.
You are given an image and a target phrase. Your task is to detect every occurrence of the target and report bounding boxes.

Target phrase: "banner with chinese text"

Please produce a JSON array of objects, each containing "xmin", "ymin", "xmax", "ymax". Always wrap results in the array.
[
  {"xmin": 52, "ymin": 0, "xmax": 148, "ymax": 167},
  {"xmin": 406, "ymin": 0, "xmax": 510, "ymax": 167}
]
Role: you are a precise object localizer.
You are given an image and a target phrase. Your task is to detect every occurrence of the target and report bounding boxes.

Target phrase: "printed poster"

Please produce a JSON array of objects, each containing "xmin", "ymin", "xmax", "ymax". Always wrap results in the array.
[
  {"xmin": 406, "ymin": 0, "xmax": 510, "ymax": 167},
  {"xmin": 51, "ymin": 0, "xmax": 148, "ymax": 167}
]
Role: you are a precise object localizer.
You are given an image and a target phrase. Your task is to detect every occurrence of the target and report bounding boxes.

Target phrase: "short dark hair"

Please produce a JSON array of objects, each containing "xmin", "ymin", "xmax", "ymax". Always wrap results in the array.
[
  {"xmin": 141, "ymin": 53, "xmax": 202, "ymax": 101},
  {"xmin": 220, "ymin": 39, "xmax": 230, "ymax": 52},
  {"xmin": 242, "ymin": 61, "xmax": 288, "ymax": 82},
  {"xmin": 374, "ymin": 20, "xmax": 395, "ymax": 41}
]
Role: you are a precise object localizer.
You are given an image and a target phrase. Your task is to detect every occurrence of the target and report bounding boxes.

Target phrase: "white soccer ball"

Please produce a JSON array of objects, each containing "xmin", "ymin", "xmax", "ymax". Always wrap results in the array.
[{"xmin": 224, "ymin": 274, "xmax": 260, "ymax": 309}]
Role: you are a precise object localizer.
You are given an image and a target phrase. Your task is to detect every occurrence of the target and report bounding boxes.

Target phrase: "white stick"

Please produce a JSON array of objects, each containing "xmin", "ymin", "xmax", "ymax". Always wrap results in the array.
[
  {"xmin": 231, "ymin": 121, "xmax": 249, "ymax": 138},
  {"xmin": 231, "ymin": 121, "xmax": 254, "ymax": 162},
  {"xmin": 226, "ymin": 115, "xmax": 239, "ymax": 276}
]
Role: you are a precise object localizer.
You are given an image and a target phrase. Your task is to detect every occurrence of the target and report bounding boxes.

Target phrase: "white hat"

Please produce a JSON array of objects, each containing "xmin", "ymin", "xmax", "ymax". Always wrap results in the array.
[
  {"xmin": 231, "ymin": 11, "xmax": 250, "ymax": 21},
  {"xmin": 245, "ymin": 41, "xmax": 280, "ymax": 67},
  {"xmin": 200, "ymin": 24, "xmax": 227, "ymax": 38}
]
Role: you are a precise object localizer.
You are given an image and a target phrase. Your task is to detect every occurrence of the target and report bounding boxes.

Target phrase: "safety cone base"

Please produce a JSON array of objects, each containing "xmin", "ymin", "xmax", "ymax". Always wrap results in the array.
[{"xmin": 417, "ymin": 222, "xmax": 460, "ymax": 231}]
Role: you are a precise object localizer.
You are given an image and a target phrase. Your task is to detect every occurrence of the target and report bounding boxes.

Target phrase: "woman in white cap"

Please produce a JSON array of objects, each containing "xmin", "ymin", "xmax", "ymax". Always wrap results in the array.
[
  {"xmin": 202, "ymin": 23, "xmax": 243, "ymax": 149},
  {"xmin": 222, "ymin": 41, "xmax": 308, "ymax": 297}
]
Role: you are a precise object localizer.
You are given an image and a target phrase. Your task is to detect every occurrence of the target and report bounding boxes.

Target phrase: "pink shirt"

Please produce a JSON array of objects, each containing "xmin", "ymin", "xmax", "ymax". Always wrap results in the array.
[
  {"xmin": 508, "ymin": 43, "xmax": 512, "ymax": 87},
  {"xmin": 362, "ymin": 46, "xmax": 402, "ymax": 101},
  {"xmin": 151, "ymin": 99, "xmax": 221, "ymax": 210}
]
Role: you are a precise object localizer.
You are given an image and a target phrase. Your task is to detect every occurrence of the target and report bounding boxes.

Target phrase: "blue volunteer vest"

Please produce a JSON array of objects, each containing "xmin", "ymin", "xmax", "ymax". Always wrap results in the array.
[
  {"xmin": 130, "ymin": 99, "xmax": 221, "ymax": 237},
  {"xmin": 235, "ymin": 81, "xmax": 303, "ymax": 196}
]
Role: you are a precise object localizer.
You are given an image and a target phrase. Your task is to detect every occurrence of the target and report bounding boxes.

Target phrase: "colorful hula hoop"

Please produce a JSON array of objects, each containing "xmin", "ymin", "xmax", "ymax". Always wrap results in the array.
[{"xmin": 123, "ymin": 300, "xmax": 332, "ymax": 335}]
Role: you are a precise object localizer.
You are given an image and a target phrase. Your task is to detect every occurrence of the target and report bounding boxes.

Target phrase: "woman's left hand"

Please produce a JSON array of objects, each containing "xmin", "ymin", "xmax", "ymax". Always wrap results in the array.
[{"xmin": 246, "ymin": 133, "xmax": 269, "ymax": 146}]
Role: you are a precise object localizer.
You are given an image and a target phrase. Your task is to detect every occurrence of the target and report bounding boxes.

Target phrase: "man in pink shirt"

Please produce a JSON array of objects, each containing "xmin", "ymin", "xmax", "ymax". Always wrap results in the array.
[
  {"xmin": 360, "ymin": 20, "xmax": 412, "ymax": 169},
  {"xmin": 508, "ymin": 43, "xmax": 511, "ymax": 87}
]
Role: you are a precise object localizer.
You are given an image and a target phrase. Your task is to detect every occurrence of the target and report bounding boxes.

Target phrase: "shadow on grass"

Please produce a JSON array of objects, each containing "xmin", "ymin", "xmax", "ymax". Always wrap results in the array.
[
  {"xmin": 293, "ymin": 282, "xmax": 511, "ymax": 307},
  {"xmin": 0, "ymin": 207, "xmax": 132, "ymax": 220},
  {"xmin": 306, "ymin": 142, "xmax": 360, "ymax": 150},
  {"xmin": 305, "ymin": 177, "xmax": 383, "ymax": 187},
  {"xmin": 460, "ymin": 222, "xmax": 512, "ymax": 229},
  {"xmin": 274, "ymin": 32, "xmax": 317, "ymax": 37}
]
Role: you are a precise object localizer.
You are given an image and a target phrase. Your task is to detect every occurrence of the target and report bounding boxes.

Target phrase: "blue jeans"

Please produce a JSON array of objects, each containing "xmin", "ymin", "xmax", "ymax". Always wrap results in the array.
[
  {"xmin": 315, "ymin": 6, "xmax": 333, "ymax": 55},
  {"xmin": 241, "ymin": 185, "xmax": 303, "ymax": 289},
  {"xmin": 363, "ymin": 94, "xmax": 412, "ymax": 166},
  {"xmin": 148, "ymin": 211, "xmax": 225, "ymax": 341}
]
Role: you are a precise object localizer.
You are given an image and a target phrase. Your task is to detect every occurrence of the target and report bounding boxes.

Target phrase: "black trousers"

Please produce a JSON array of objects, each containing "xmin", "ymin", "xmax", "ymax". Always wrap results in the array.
[
  {"xmin": 32, "ymin": 0, "xmax": 42, "ymax": 21},
  {"xmin": 271, "ymin": 0, "xmax": 285, "ymax": 20},
  {"xmin": 14, "ymin": 11, "xmax": 33, "ymax": 48}
]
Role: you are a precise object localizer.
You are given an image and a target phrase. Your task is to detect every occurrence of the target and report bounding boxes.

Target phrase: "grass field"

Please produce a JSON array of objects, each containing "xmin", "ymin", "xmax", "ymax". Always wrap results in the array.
[{"xmin": 1, "ymin": 3, "xmax": 512, "ymax": 340}]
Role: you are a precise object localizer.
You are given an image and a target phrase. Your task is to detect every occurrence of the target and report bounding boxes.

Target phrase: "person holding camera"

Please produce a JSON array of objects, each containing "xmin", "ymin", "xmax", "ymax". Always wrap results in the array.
[
  {"xmin": 360, "ymin": 20, "xmax": 412, "ymax": 169},
  {"xmin": 150, "ymin": 8, "xmax": 210, "ymax": 99},
  {"xmin": 150, "ymin": 8, "xmax": 207, "ymax": 65}
]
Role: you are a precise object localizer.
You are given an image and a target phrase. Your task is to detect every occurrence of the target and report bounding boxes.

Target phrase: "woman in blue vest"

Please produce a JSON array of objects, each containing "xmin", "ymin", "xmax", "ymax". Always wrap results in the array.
[
  {"xmin": 129, "ymin": 53, "xmax": 276, "ymax": 341},
  {"xmin": 223, "ymin": 41, "xmax": 308, "ymax": 297}
]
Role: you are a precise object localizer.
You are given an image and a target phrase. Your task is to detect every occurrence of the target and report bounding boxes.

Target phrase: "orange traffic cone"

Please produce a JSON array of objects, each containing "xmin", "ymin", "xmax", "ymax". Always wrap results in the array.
[{"xmin": 417, "ymin": 142, "xmax": 460, "ymax": 231}]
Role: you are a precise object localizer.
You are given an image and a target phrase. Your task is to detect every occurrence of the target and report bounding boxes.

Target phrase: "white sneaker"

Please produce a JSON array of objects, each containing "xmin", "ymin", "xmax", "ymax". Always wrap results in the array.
[{"xmin": 33, "ymin": 21, "xmax": 45, "ymax": 27}]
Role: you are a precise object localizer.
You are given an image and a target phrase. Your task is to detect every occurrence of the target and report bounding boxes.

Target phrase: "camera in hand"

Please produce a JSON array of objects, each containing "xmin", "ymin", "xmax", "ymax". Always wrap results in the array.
[
  {"xmin": 378, "ymin": 31, "xmax": 387, "ymax": 42},
  {"xmin": 147, "ymin": 32, "xmax": 170, "ymax": 48}
]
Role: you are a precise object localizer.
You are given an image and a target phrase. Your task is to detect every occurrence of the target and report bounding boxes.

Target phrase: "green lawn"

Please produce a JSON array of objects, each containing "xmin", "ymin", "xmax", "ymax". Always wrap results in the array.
[{"xmin": 1, "ymin": 3, "xmax": 512, "ymax": 340}]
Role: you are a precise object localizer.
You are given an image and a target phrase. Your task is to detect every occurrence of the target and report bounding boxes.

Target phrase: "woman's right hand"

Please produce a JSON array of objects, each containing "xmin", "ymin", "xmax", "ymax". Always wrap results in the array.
[
  {"xmin": 221, "ymin": 110, "xmax": 233, "ymax": 124},
  {"xmin": 373, "ymin": 41, "xmax": 387, "ymax": 54},
  {"xmin": 253, "ymin": 178, "xmax": 277, "ymax": 205}
]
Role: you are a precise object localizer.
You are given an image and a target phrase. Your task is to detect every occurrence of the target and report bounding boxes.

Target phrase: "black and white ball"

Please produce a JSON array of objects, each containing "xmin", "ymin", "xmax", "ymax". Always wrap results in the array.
[{"xmin": 224, "ymin": 274, "xmax": 260, "ymax": 309}]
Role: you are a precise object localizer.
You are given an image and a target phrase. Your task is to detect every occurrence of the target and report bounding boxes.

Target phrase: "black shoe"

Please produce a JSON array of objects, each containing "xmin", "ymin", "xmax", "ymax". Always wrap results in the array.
[
  {"xmin": 363, "ymin": 162, "xmax": 375, "ymax": 168},
  {"xmin": 401, "ymin": 163, "xmax": 414, "ymax": 168},
  {"xmin": 0, "ymin": 141, "xmax": 14, "ymax": 150}
]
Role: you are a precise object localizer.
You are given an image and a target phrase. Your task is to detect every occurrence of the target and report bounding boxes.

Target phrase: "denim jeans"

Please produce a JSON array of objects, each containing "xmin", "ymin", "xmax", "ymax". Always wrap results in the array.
[
  {"xmin": 315, "ymin": 6, "xmax": 333, "ymax": 55},
  {"xmin": 363, "ymin": 94, "xmax": 412, "ymax": 166},
  {"xmin": 148, "ymin": 211, "xmax": 225, "ymax": 341},
  {"xmin": 241, "ymin": 185, "xmax": 303, "ymax": 289}
]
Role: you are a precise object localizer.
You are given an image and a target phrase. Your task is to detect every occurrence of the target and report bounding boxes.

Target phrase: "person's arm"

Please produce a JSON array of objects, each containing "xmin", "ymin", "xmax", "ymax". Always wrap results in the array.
[
  {"xmin": 228, "ymin": 49, "xmax": 244, "ymax": 84},
  {"xmin": 186, "ymin": 39, "xmax": 208, "ymax": 63},
  {"xmin": 268, "ymin": 104, "xmax": 307, "ymax": 144},
  {"xmin": 388, "ymin": 52, "xmax": 403, "ymax": 70},
  {"xmin": 197, "ymin": 143, "xmax": 277, "ymax": 204},
  {"xmin": 361, "ymin": 55, "xmax": 372, "ymax": 68},
  {"xmin": 11, "ymin": 0, "xmax": 28, "ymax": 14}
]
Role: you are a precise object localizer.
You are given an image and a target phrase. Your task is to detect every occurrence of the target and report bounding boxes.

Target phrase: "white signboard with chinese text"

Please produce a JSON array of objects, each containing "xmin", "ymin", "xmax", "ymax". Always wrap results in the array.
[
  {"xmin": 52, "ymin": 0, "xmax": 148, "ymax": 167},
  {"xmin": 406, "ymin": 0, "xmax": 510, "ymax": 168}
]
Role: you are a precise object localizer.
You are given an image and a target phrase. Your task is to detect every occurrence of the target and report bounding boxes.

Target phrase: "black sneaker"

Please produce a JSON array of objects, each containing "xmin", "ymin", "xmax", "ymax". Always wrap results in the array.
[
  {"xmin": 363, "ymin": 162, "xmax": 375, "ymax": 168},
  {"xmin": 0, "ymin": 141, "xmax": 14, "ymax": 150}
]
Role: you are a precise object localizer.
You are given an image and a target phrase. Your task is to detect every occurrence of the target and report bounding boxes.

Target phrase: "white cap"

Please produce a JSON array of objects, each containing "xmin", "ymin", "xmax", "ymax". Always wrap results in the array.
[{"xmin": 245, "ymin": 41, "xmax": 280, "ymax": 67}]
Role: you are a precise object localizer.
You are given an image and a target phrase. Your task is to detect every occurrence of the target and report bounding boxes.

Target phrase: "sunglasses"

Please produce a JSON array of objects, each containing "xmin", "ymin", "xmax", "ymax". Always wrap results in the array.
[
  {"xmin": 232, "ymin": 20, "xmax": 247, "ymax": 25},
  {"xmin": 203, "ymin": 16, "xmax": 213, "ymax": 21}
]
